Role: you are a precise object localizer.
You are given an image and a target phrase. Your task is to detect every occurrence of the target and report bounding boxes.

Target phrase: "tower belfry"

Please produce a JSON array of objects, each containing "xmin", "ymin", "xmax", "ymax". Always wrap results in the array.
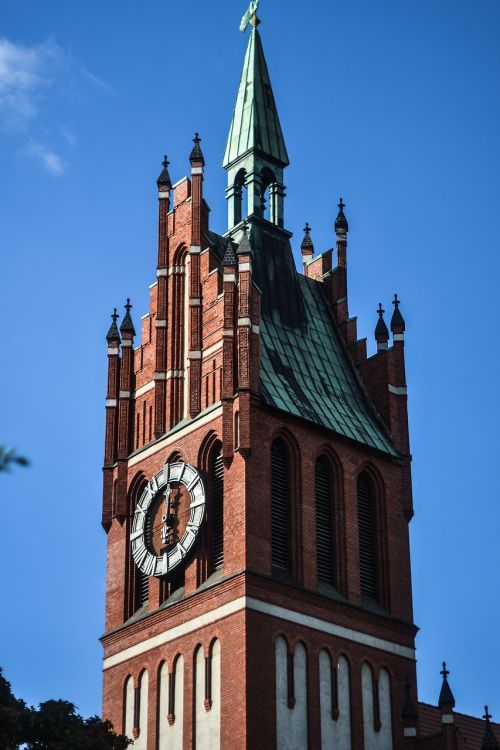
[{"xmin": 223, "ymin": 20, "xmax": 288, "ymax": 228}]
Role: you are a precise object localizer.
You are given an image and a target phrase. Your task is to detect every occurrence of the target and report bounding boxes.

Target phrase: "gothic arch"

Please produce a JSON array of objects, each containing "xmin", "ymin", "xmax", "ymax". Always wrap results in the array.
[
  {"xmin": 198, "ymin": 430, "xmax": 220, "ymax": 472},
  {"xmin": 270, "ymin": 429, "xmax": 302, "ymax": 581},
  {"xmin": 355, "ymin": 464, "xmax": 390, "ymax": 610},
  {"xmin": 125, "ymin": 471, "xmax": 148, "ymax": 619},
  {"xmin": 233, "ymin": 168, "xmax": 248, "ymax": 224},
  {"xmin": 314, "ymin": 449, "xmax": 347, "ymax": 595}
]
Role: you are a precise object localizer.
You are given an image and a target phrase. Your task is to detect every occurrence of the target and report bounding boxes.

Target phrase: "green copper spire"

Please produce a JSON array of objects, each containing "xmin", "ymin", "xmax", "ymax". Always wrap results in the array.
[
  {"xmin": 223, "ymin": 19, "xmax": 289, "ymax": 230},
  {"xmin": 223, "ymin": 26, "xmax": 288, "ymax": 169}
]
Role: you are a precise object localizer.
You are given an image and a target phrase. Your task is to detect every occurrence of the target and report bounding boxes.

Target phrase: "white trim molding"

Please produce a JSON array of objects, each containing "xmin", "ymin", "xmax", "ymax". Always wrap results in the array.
[
  {"xmin": 105, "ymin": 399, "xmax": 117, "ymax": 408},
  {"xmin": 388, "ymin": 384, "xmax": 407, "ymax": 395}
]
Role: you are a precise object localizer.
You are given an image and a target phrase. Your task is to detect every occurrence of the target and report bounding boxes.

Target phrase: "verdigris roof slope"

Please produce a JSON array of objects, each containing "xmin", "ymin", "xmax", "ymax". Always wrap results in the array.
[
  {"xmin": 223, "ymin": 27, "xmax": 289, "ymax": 168},
  {"xmin": 250, "ymin": 222, "xmax": 396, "ymax": 456},
  {"xmin": 206, "ymin": 223, "xmax": 395, "ymax": 455}
]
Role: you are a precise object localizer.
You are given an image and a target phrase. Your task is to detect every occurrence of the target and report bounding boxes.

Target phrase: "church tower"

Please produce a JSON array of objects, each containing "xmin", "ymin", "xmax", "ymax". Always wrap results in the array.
[{"xmin": 100, "ymin": 8, "xmax": 421, "ymax": 749}]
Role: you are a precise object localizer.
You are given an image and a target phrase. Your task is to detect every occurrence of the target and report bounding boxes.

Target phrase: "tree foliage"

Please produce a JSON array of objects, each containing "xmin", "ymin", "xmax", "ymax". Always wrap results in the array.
[
  {"xmin": 0, "ymin": 446, "xmax": 29, "ymax": 472},
  {"xmin": 0, "ymin": 668, "xmax": 131, "ymax": 750}
]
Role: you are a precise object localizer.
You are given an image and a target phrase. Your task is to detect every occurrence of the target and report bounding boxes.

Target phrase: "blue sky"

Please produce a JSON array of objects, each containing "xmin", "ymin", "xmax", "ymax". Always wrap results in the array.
[{"xmin": 1, "ymin": 0, "xmax": 499, "ymax": 723}]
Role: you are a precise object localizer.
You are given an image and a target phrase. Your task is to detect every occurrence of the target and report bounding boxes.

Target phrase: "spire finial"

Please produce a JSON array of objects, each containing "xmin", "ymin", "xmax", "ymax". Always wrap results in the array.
[
  {"xmin": 393, "ymin": 293, "xmax": 400, "ymax": 308},
  {"xmin": 441, "ymin": 662, "xmax": 449, "ymax": 679},
  {"xmin": 335, "ymin": 197, "xmax": 349, "ymax": 235},
  {"xmin": 484, "ymin": 707, "xmax": 493, "ymax": 723},
  {"xmin": 189, "ymin": 132, "xmax": 205, "ymax": 165},
  {"xmin": 377, "ymin": 303, "xmax": 385, "ymax": 317},
  {"xmin": 112, "ymin": 308, "xmax": 118, "ymax": 323},
  {"xmin": 240, "ymin": 0, "xmax": 260, "ymax": 32}
]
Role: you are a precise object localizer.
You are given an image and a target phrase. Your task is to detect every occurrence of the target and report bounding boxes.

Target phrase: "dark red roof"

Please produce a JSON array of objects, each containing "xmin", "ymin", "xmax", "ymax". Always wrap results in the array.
[{"xmin": 418, "ymin": 702, "xmax": 500, "ymax": 749}]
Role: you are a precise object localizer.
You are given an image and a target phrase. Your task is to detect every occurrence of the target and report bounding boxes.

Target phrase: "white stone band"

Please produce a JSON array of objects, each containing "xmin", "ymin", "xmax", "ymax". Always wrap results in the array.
[
  {"xmin": 238, "ymin": 317, "xmax": 252, "ymax": 327},
  {"xmin": 105, "ymin": 399, "xmax": 117, "ymax": 407},
  {"xmin": 102, "ymin": 595, "xmax": 415, "ymax": 671},
  {"xmin": 119, "ymin": 390, "xmax": 131, "ymax": 398},
  {"xmin": 158, "ymin": 191, "xmax": 170, "ymax": 199},
  {"xmin": 238, "ymin": 262, "xmax": 252, "ymax": 272},
  {"xmin": 223, "ymin": 274, "xmax": 236, "ymax": 283},
  {"xmin": 189, "ymin": 298, "xmax": 201, "ymax": 306},
  {"xmin": 107, "ymin": 347, "xmax": 119, "ymax": 356},
  {"xmin": 394, "ymin": 333, "xmax": 405, "ymax": 341},
  {"xmin": 191, "ymin": 167, "xmax": 203, "ymax": 175},
  {"xmin": 156, "ymin": 319, "xmax": 167, "ymax": 327},
  {"xmin": 190, "ymin": 245, "xmax": 201, "ymax": 254},
  {"xmin": 157, "ymin": 268, "xmax": 168, "ymax": 277}
]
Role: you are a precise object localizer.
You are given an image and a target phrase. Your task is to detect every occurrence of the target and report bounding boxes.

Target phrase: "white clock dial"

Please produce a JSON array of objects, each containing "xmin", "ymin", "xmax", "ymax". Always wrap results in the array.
[{"xmin": 131, "ymin": 461, "xmax": 206, "ymax": 577}]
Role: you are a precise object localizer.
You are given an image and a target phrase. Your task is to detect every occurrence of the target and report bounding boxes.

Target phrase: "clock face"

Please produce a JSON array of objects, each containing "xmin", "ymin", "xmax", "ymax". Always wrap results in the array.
[{"xmin": 130, "ymin": 461, "xmax": 206, "ymax": 578}]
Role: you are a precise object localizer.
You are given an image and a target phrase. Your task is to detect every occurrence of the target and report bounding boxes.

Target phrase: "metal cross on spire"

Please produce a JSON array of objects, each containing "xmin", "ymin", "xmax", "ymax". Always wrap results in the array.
[
  {"xmin": 240, "ymin": 0, "xmax": 260, "ymax": 32},
  {"xmin": 441, "ymin": 662, "xmax": 449, "ymax": 679}
]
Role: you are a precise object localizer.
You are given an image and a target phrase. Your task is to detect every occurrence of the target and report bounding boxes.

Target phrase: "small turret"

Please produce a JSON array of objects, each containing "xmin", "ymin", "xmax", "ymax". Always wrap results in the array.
[
  {"xmin": 157, "ymin": 154, "xmax": 172, "ymax": 189},
  {"xmin": 334, "ymin": 197, "xmax": 349, "ymax": 236},
  {"xmin": 223, "ymin": 237, "xmax": 237, "ymax": 267},
  {"xmin": 438, "ymin": 661, "xmax": 456, "ymax": 712},
  {"xmin": 391, "ymin": 293, "xmax": 406, "ymax": 338},
  {"xmin": 301, "ymin": 222, "xmax": 314, "ymax": 266},
  {"xmin": 375, "ymin": 303, "xmax": 389, "ymax": 351},
  {"xmin": 189, "ymin": 132, "xmax": 205, "ymax": 166},
  {"xmin": 482, "ymin": 707, "xmax": 499, "ymax": 750},
  {"xmin": 106, "ymin": 308, "xmax": 120, "ymax": 344},
  {"xmin": 237, "ymin": 224, "xmax": 253, "ymax": 257},
  {"xmin": 120, "ymin": 298, "xmax": 136, "ymax": 338}
]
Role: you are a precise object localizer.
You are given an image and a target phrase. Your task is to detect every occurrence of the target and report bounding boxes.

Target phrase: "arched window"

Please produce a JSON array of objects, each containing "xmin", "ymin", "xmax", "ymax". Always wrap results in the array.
[
  {"xmin": 271, "ymin": 438, "xmax": 290, "ymax": 572},
  {"xmin": 261, "ymin": 167, "xmax": 276, "ymax": 222},
  {"xmin": 158, "ymin": 656, "xmax": 184, "ymax": 747},
  {"xmin": 319, "ymin": 652, "xmax": 351, "ymax": 748},
  {"xmin": 133, "ymin": 670, "xmax": 148, "ymax": 750},
  {"xmin": 169, "ymin": 246, "xmax": 188, "ymax": 428},
  {"xmin": 211, "ymin": 445, "xmax": 224, "ymax": 573},
  {"xmin": 315, "ymin": 456, "xmax": 335, "ymax": 586},
  {"xmin": 126, "ymin": 474, "xmax": 148, "ymax": 619},
  {"xmin": 123, "ymin": 675, "xmax": 134, "ymax": 739},
  {"xmin": 357, "ymin": 472, "xmax": 378, "ymax": 600},
  {"xmin": 234, "ymin": 411, "xmax": 240, "ymax": 450},
  {"xmin": 234, "ymin": 169, "xmax": 248, "ymax": 224}
]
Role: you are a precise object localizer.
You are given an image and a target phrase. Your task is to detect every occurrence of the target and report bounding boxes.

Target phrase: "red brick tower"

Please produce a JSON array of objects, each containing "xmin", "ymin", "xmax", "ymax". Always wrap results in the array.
[{"xmin": 100, "ymin": 9, "xmax": 423, "ymax": 750}]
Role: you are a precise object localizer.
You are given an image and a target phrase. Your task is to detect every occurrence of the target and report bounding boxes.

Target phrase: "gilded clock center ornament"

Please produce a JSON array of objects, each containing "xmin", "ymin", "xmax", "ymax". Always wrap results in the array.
[{"xmin": 131, "ymin": 461, "xmax": 206, "ymax": 577}]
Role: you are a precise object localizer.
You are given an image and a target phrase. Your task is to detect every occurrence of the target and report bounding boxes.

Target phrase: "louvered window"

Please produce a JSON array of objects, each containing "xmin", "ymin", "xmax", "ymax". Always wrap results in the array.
[
  {"xmin": 212, "ymin": 450, "xmax": 224, "ymax": 571},
  {"xmin": 357, "ymin": 473, "xmax": 377, "ymax": 599},
  {"xmin": 316, "ymin": 456, "xmax": 334, "ymax": 585},
  {"xmin": 139, "ymin": 568, "xmax": 149, "ymax": 606},
  {"xmin": 271, "ymin": 439, "xmax": 290, "ymax": 571}
]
